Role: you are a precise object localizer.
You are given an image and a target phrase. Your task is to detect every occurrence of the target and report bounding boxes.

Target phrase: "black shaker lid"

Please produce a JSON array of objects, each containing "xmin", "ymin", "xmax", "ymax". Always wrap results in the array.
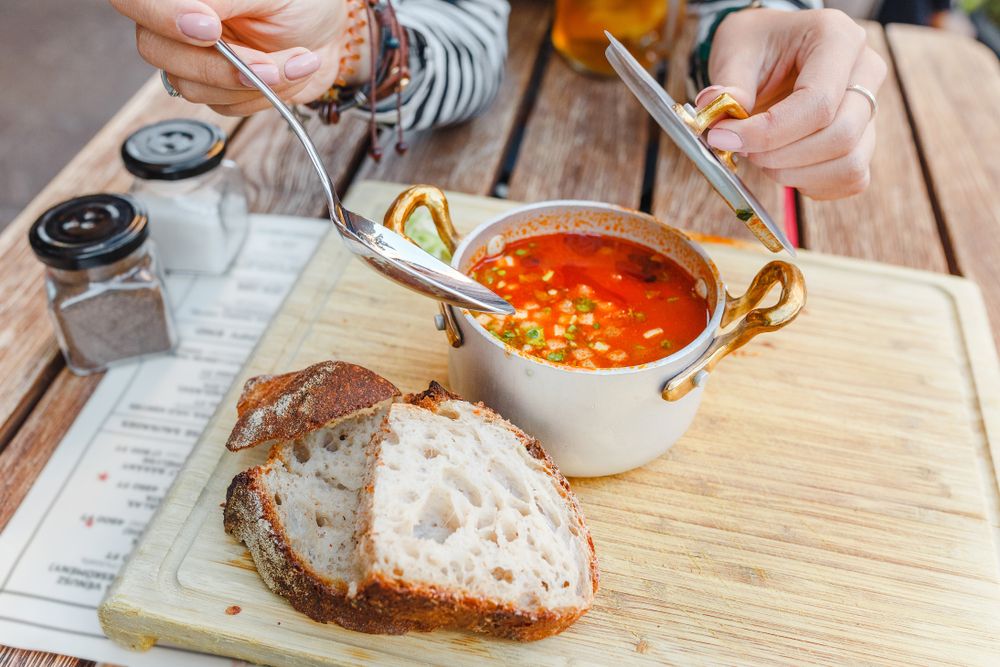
[
  {"xmin": 29, "ymin": 194, "xmax": 149, "ymax": 270},
  {"xmin": 121, "ymin": 119, "xmax": 226, "ymax": 180}
]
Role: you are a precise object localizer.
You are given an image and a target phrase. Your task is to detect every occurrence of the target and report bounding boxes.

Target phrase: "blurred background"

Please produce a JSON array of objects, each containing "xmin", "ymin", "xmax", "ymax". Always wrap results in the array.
[
  {"xmin": 1, "ymin": 0, "xmax": 997, "ymax": 233},
  {"xmin": 0, "ymin": 0, "xmax": 150, "ymax": 228}
]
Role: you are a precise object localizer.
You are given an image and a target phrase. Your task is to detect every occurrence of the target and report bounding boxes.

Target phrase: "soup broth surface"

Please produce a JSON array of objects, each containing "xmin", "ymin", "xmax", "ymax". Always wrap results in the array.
[{"xmin": 469, "ymin": 232, "xmax": 710, "ymax": 369}]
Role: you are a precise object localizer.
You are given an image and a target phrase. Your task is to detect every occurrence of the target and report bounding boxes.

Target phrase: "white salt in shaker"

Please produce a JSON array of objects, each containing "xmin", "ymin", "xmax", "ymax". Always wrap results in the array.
[{"xmin": 123, "ymin": 119, "xmax": 248, "ymax": 274}]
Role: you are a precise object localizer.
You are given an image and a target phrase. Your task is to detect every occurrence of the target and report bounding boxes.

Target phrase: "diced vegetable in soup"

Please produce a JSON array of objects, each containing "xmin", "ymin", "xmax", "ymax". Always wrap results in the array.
[{"xmin": 469, "ymin": 233, "xmax": 711, "ymax": 369}]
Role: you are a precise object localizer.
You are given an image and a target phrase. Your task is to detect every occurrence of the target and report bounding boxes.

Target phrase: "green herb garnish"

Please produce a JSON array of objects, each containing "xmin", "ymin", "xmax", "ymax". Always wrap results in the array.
[
  {"xmin": 524, "ymin": 327, "xmax": 545, "ymax": 346},
  {"xmin": 546, "ymin": 351, "xmax": 565, "ymax": 362},
  {"xmin": 574, "ymin": 297, "xmax": 595, "ymax": 313},
  {"xmin": 515, "ymin": 248, "xmax": 528, "ymax": 256},
  {"xmin": 660, "ymin": 339, "xmax": 673, "ymax": 349},
  {"xmin": 592, "ymin": 322, "xmax": 601, "ymax": 330}
]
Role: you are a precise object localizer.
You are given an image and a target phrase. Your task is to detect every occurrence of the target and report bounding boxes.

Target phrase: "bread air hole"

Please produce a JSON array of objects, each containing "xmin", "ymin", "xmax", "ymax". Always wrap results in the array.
[
  {"xmin": 315, "ymin": 513, "xmax": 330, "ymax": 528},
  {"xmin": 443, "ymin": 468, "xmax": 482, "ymax": 508},
  {"xmin": 413, "ymin": 490, "xmax": 460, "ymax": 544},
  {"xmin": 500, "ymin": 519, "xmax": 518, "ymax": 542},
  {"xmin": 273, "ymin": 493, "xmax": 282, "ymax": 506},
  {"xmin": 489, "ymin": 462, "xmax": 529, "ymax": 503},
  {"xmin": 292, "ymin": 439, "xmax": 311, "ymax": 463},
  {"xmin": 423, "ymin": 448, "xmax": 440, "ymax": 459},
  {"xmin": 491, "ymin": 567, "xmax": 514, "ymax": 584},
  {"xmin": 438, "ymin": 405, "xmax": 461, "ymax": 420}
]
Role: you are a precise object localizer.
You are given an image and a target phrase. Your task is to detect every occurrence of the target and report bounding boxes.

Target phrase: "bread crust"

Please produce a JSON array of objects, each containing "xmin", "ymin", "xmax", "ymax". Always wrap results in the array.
[
  {"xmin": 224, "ymin": 467, "xmax": 422, "ymax": 634},
  {"xmin": 226, "ymin": 361, "xmax": 400, "ymax": 451},
  {"xmin": 223, "ymin": 360, "xmax": 411, "ymax": 632},
  {"xmin": 355, "ymin": 381, "xmax": 600, "ymax": 641}
]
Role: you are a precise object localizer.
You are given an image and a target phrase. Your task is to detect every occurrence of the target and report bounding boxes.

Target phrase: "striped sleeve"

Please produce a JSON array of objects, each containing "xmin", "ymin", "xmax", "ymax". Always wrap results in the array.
[
  {"xmin": 690, "ymin": 0, "xmax": 823, "ymax": 91},
  {"xmin": 370, "ymin": 0, "xmax": 509, "ymax": 132}
]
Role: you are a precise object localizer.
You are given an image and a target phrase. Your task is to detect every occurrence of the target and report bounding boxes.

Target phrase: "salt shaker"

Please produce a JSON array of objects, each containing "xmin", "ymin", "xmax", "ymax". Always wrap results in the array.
[
  {"xmin": 29, "ymin": 194, "xmax": 177, "ymax": 375},
  {"xmin": 122, "ymin": 119, "xmax": 248, "ymax": 274}
]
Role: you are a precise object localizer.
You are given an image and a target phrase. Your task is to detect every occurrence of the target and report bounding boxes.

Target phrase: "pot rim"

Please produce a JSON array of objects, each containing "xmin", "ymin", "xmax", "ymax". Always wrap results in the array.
[{"xmin": 450, "ymin": 199, "xmax": 727, "ymax": 376}]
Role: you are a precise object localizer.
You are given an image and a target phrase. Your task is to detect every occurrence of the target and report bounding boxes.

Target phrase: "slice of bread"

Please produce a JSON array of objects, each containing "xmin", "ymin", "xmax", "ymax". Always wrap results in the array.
[
  {"xmin": 224, "ymin": 364, "xmax": 598, "ymax": 641},
  {"xmin": 355, "ymin": 383, "xmax": 598, "ymax": 640},
  {"xmin": 224, "ymin": 361, "xmax": 420, "ymax": 633}
]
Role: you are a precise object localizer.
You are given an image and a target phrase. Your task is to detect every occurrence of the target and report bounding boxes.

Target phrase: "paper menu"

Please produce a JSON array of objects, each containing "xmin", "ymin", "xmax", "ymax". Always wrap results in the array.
[{"xmin": 0, "ymin": 214, "xmax": 328, "ymax": 666}]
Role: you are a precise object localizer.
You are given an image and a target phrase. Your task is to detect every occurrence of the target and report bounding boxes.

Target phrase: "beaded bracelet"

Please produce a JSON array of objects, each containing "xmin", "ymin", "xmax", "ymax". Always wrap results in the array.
[{"xmin": 307, "ymin": 0, "xmax": 410, "ymax": 160}]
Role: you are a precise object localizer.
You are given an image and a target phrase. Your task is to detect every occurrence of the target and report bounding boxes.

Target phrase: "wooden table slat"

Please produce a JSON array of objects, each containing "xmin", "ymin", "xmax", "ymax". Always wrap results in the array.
[
  {"xmin": 507, "ymin": 47, "xmax": 650, "ymax": 207},
  {"xmin": 356, "ymin": 0, "xmax": 552, "ymax": 196},
  {"xmin": 652, "ymin": 20, "xmax": 785, "ymax": 242},
  {"xmin": 0, "ymin": 79, "xmax": 240, "ymax": 454},
  {"xmin": 230, "ymin": 112, "xmax": 370, "ymax": 216},
  {"xmin": 887, "ymin": 23, "xmax": 1000, "ymax": 346},
  {"xmin": 799, "ymin": 22, "xmax": 949, "ymax": 272}
]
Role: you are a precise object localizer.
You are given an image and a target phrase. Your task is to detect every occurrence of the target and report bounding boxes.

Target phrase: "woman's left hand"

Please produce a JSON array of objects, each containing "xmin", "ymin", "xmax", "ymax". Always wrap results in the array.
[{"xmin": 697, "ymin": 8, "xmax": 887, "ymax": 200}]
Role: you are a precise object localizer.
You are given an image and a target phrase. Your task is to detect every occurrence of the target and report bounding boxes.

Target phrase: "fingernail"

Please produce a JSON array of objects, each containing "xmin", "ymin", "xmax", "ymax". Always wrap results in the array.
[
  {"xmin": 177, "ymin": 13, "xmax": 221, "ymax": 42},
  {"xmin": 239, "ymin": 64, "xmax": 281, "ymax": 87},
  {"xmin": 707, "ymin": 128, "xmax": 743, "ymax": 151},
  {"xmin": 284, "ymin": 52, "xmax": 320, "ymax": 80},
  {"xmin": 695, "ymin": 85, "xmax": 723, "ymax": 107}
]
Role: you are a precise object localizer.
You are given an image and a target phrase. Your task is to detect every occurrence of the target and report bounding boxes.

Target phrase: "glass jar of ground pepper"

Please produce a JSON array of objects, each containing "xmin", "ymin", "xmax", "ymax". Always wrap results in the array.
[{"xmin": 29, "ymin": 194, "xmax": 177, "ymax": 375}]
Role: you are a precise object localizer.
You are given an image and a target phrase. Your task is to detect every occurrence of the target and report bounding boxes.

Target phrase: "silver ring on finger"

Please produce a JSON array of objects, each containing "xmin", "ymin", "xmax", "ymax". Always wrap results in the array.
[
  {"xmin": 846, "ymin": 84, "xmax": 877, "ymax": 121},
  {"xmin": 160, "ymin": 70, "xmax": 182, "ymax": 98}
]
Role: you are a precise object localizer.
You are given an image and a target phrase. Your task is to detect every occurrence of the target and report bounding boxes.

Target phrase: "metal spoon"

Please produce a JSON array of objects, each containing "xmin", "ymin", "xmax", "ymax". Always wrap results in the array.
[{"xmin": 214, "ymin": 40, "xmax": 514, "ymax": 315}]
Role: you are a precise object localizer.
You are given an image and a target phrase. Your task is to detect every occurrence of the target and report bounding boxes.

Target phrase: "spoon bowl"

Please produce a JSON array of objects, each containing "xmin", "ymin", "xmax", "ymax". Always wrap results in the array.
[{"xmin": 214, "ymin": 40, "xmax": 514, "ymax": 315}]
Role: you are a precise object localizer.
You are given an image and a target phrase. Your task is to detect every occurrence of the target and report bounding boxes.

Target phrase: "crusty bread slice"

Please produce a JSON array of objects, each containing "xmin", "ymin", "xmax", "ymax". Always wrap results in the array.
[
  {"xmin": 355, "ymin": 382, "xmax": 598, "ymax": 641},
  {"xmin": 225, "ymin": 360, "xmax": 399, "ymax": 451},
  {"xmin": 224, "ymin": 361, "xmax": 421, "ymax": 633}
]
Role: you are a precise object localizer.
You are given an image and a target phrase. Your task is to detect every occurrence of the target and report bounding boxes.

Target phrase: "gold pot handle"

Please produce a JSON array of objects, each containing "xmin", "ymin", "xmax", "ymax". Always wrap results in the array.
[
  {"xmin": 674, "ymin": 92, "xmax": 748, "ymax": 170},
  {"xmin": 662, "ymin": 260, "xmax": 806, "ymax": 401},
  {"xmin": 383, "ymin": 184, "xmax": 464, "ymax": 347},
  {"xmin": 383, "ymin": 184, "xmax": 461, "ymax": 255}
]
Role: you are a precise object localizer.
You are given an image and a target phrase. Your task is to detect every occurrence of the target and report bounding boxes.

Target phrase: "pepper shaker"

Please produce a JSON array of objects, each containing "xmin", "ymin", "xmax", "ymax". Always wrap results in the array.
[{"xmin": 29, "ymin": 194, "xmax": 177, "ymax": 375}]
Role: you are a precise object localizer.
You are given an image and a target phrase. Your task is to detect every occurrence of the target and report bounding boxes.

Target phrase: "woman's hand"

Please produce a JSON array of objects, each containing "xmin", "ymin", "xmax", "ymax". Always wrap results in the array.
[
  {"xmin": 697, "ymin": 8, "xmax": 887, "ymax": 200},
  {"xmin": 110, "ymin": 0, "xmax": 355, "ymax": 115}
]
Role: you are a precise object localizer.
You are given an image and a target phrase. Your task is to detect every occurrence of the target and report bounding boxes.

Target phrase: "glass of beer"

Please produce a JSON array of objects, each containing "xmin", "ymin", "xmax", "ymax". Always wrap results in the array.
[{"xmin": 552, "ymin": 0, "xmax": 685, "ymax": 76}]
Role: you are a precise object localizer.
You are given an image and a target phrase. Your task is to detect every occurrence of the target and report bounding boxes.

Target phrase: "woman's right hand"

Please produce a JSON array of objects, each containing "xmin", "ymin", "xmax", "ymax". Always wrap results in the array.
[{"xmin": 110, "ymin": 0, "xmax": 353, "ymax": 116}]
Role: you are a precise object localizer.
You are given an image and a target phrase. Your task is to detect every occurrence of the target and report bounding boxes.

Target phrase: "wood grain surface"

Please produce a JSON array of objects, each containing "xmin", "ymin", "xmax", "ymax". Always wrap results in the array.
[
  {"xmin": 99, "ymin": 182, "xmax": 1000, "ymax": 666},
  {"xmin": 356, "ymin": 0, "xmax": 552, "ymax": 195},
  {"xmin": 887, "ymin": 23, "xmax": 1000, "ymax": 346},
  {"xmin": 0, "ymin": 77, "xmax": 239, "ymax": 454},
  {"xmin": 507, "ymin": 51, "xmax": 650, "ymax": 207},
  {"xmin": 651, "ymin": 19, "xmax": 785, "ymax": 242},
  {"xmin": 800, "ymin": 23, "xmax": 948, "ymax": 272}
]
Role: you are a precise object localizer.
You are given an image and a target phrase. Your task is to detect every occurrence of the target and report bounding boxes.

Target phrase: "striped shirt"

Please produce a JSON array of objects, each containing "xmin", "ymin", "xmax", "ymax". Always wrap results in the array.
[{"xmin": 376, "ymin": 1, "xmax": 821, "ymax": 131}]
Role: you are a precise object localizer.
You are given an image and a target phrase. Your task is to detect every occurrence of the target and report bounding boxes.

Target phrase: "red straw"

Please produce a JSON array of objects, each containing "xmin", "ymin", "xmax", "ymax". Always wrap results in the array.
[{"xmin": 783, "ymin": 187, "xmax": 799, "ymax": 248}]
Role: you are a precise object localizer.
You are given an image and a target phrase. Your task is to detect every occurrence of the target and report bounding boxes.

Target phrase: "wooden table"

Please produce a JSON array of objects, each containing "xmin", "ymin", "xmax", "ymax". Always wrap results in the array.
[{"xmin": 0, "ymin": 5, "xmax": 997, "ymax": 664}]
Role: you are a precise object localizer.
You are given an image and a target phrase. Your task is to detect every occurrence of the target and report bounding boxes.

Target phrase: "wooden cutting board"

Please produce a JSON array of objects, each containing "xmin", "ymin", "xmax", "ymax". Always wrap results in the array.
[{"xmin": 100, "ymin": 181, "xmax": 1000, "ymax": 666}]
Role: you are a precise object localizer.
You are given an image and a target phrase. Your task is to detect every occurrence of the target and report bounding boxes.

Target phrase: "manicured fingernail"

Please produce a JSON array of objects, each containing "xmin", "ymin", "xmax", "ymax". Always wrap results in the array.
[
  {"xmin": 707, "ymin": 128, "xmax": 743, "ymax": 151},
  {"xmin": 239, "ymin": 64, "xmax": 281, "ymax": 87},
  {"xmin": 177, "ymin": 13, "xmax": 221, "ymax": 42},
  {"xmin": 695, "ymin": 85, "xmax": 723, "ymax": 107},
  {"xmin": 284, "ymin": 52, "xmax": 320, "ymax": 80}
]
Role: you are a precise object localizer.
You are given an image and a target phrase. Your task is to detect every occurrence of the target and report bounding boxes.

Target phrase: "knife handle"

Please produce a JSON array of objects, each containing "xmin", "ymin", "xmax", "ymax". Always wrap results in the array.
[{"xmin": 674, "ymin": 92, "xmax": 749, "ymax": 170}]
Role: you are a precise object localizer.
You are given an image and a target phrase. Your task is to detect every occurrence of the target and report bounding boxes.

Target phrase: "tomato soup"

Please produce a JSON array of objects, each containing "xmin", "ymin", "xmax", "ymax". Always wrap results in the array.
[{"xmin": 468, "ymin": 232, "xmax": 710, "ymax": 369}]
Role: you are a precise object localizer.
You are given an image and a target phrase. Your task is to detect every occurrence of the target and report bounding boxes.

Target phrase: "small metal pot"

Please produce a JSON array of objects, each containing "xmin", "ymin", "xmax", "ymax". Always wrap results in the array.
[{"xmin": 385, "ymin": 186, "xmax": 806, "ymax": 477}]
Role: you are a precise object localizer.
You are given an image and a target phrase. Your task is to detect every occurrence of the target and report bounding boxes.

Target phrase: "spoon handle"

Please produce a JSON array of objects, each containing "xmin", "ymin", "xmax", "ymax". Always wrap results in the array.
[{"xmin": 213, "ymin": 40, "xmax": 344, "ymax": 224}]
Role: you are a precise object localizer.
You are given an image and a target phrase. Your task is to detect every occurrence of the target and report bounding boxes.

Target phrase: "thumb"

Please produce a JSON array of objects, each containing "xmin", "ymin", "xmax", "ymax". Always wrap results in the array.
[
  {"xmin": 110, "ymin": 0, "xmax": 222, "ymax": 46},
  {"xmin": 696, "ymin": 37, "xmax": 765, "ymax": 116}
]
